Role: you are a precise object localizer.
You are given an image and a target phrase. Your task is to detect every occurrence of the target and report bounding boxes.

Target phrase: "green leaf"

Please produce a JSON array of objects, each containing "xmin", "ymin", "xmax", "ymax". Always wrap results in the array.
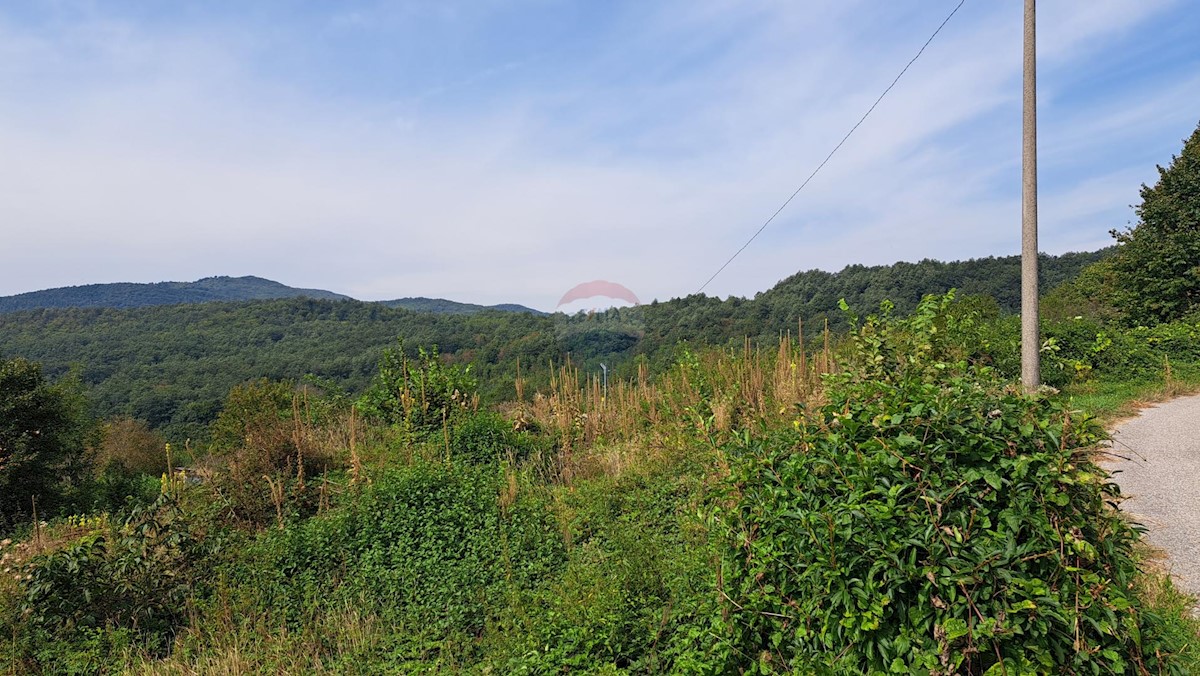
[{"xmin": 942, "ymin": 618, "xmax": 969, "ymax": 641}]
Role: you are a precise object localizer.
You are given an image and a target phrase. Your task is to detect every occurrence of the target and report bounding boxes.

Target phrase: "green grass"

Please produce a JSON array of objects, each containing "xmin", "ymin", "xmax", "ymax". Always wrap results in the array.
[
  {"xmin": 1059, "ymin": 362, "xmax": 1200, "ymax": 424},
  {"xmin": 1136, "ymin": 550, "xmax": 1200, "ymax": 673}
]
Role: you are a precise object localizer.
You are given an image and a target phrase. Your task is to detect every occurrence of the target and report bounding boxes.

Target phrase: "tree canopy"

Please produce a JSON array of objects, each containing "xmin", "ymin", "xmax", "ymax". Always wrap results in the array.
[
  {"xmin": 1110, "ymin": 121, "xmax": 1200, "ymax": 324},
  {"xmin": 0, "ymin": 358, "xmax": 93, "ymax": 529}
]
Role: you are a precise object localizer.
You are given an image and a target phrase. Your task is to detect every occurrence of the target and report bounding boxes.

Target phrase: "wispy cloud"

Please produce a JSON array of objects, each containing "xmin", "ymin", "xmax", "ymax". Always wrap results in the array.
[{"xmin": 0, "ymin": 1, "xmax": 1196, "ymax": 309}]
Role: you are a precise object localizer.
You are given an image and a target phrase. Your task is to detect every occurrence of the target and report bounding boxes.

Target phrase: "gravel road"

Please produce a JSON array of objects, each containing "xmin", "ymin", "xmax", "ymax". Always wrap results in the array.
[{"xmin": 1101, "ymin": 394, "xmax": 1200, "ymax": 605}]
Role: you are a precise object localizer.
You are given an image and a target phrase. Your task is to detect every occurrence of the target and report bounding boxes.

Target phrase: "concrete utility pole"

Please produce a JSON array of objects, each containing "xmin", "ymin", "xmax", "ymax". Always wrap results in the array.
[{"xmin": 1021, "ymin": 0, "xmax": 1040, "ymax": 392}]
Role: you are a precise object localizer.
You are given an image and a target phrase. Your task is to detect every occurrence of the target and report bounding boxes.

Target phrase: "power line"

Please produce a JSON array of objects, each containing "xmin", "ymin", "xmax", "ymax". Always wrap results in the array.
[{"xmin": 697, "ymin": 0, "xmax": 968, "ymax": 294}]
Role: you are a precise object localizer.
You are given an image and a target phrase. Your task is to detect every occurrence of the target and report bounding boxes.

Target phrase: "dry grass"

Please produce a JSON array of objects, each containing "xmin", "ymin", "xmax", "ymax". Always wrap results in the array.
[
  {"xmin": 125, "ymin": 597, "xmax": 394, "ymax": 675},
  {"xmin": 0, "ymin": 513, "xmax": 111, "ymax": 584},
  {"xmin": 520, "ymin": 331, "xmax": 832, "ymax": 484}
]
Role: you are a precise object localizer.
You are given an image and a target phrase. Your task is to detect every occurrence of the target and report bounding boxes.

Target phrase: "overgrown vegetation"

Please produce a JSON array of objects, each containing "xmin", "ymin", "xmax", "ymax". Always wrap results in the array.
[
  {"xmin": 2, "ymin": 286, "xmax": 1198, "ymax": 673},
  {"xmin": 713, "ymin": 297, "xmax": 1185, "ymax": 674},
  {"xmin": 1107, "ymin": 122, "xmax": 1200, "ymax": 325}
]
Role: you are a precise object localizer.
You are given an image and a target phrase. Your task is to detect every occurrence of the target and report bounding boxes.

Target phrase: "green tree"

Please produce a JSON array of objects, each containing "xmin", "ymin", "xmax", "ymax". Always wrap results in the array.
[
  {"xmin": 1110, "ymin": 121, "xmax": 1200, "ymax": 324},
  {"xmin": 0, "ymin": 358, "xmax": 93, "ymax": 530},
  {"xmin": 357, "ymin": 342, "xmax": 477, "ymax": 435}
]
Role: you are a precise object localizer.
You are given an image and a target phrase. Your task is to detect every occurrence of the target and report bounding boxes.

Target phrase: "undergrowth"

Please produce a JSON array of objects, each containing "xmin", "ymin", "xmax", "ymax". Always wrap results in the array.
[{"xmin": 711, "ymin": 296, "xmax": 1189, "ymax": 674}]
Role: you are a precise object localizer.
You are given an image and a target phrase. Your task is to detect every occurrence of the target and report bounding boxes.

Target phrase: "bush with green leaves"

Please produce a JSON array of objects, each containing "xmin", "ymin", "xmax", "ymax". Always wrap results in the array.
[
  {"xmin": 0, "ymin": 357, "xmax": 96, "ymax": 531},
  {"xmin": 222, "ymin": 461, "xmax": 565, "ymax": 667},
  {"xmin": 204, "ymin": 379, "xmax": 332, "ymax": 526},
  {"xmin": 482, "ymin": 470, "xmax": 718, "ymax": 673},
  {"xmin": 356, "ymin": 342, "xmax": 478, "ymax": 436},
  {"xmin": 924, "ymin": 293, "xmax": 1195, "ymax": 388},
  {"xmin": 711, "ymin": 295, "xmax": 1188, "ymax": 674},
  {"xmin": 1131, "ymin": 317, "xmax": 1200, "ymax": 364},
  {"xmin": 1039, "ymin": 318, "xmax": 1162, "ymax": 387},
  {"xmin": 5, "ymin": 494, "xmax": 201, "ymax": 672},
  {"xmin": 449, "ymin": 410, "xmax": 541, "ymax": 465}
]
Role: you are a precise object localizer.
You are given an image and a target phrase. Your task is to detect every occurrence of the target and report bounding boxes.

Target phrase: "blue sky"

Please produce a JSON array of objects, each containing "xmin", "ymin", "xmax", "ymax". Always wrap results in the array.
[{"xmin": 2, "ymin": 0, "xmax": 1198, "ymax": 310}]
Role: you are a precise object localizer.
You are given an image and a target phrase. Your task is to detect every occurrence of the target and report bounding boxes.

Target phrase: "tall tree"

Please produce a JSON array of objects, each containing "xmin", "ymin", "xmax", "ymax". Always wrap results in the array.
[
  {"xmin": 0, "ymin": 357, "xmax": 93, "ymax": 530},
  {"xmin": 1110, "ymin": 121, "xmax": 1200, "ymax": 324}
]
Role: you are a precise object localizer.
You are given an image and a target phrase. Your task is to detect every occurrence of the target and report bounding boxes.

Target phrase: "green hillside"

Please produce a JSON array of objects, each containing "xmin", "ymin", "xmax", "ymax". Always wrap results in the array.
[
  {"xmin": 0, "ymin": 276, "xmax": 350, "ymax": 313},
  {"xmin": 0, "ymin": 300, "xmax": 559, "ymax": 440},
  {"xmin": 755, "ymin": 248, "xmax": 1113, "ymax": 319},
  {"xmin": 0, "ymin": 250, "xmax": 1111, "ymax": 441},
  {"xmin": 380, "ymin": 297, "xmax": 545, "ymax": 315},
  {"xmin": 0, "ymin": 277, "xmax": 546, "ymax": 317}
]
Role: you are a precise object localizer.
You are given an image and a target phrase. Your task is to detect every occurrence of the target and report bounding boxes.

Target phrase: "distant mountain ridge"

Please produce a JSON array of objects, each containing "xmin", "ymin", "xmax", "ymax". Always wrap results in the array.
[
  {"xmin": 379, "ymin": 297, "xmax": 547, "ymax": 316},
  {"xmin": 0, "ymin": 276, "xmax": 544, "ymax": 315}
]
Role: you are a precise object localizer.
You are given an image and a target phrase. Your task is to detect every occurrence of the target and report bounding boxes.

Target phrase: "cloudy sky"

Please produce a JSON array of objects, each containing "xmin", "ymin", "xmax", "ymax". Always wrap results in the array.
[{"xmin": 2, "ymin": 1, "xmax": 1198, "ymax": 310}]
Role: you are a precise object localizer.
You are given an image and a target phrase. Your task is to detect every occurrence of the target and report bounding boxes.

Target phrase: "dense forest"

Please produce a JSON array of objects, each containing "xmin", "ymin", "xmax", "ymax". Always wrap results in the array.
[
  {"xmin": 0, "ymin": 276, "xmax": 350, "ymax": 312},
  {"xmin": 379, "ymin": 297, "xmax": 545, "ymax": 315},
  {"xmin": 0, "ymin": 301, "xmax": 558, "ymax": 440},
  {"xmin": 0, "ymin": 248, "xmax": 1112, "ymax": 440},
  {"xmin": 0, "ymin": 275, "xmax": 543, "ymax": 316}
]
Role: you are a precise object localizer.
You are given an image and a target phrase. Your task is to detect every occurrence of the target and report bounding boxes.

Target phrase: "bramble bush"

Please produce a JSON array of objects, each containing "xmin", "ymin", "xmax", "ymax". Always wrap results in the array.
[
  {"xmin": 4, "ymin": 494, "xmax": 201, "ymax": 673},
  {"xmin": 356, "ymin": 342, "xmax": 478, "ymax": 436},
  {"xmin": 711, "ymin": 295, "xmax": 1190, "ymax": 674},
  {"xmin": 935, "ymin": 294, "xmax": 1197, "ymax": 388},
  {"xmin": 481, "ymin": 468, "xmax": 717, "ymax": 673},
  {"xmin": 220, "ymin": 460, "xmax": 566, "ymax": 667}
]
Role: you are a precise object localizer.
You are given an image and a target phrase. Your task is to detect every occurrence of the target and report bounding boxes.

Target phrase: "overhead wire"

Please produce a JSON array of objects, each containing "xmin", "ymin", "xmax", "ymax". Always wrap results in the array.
[{"xmin": 697, "ymin": 0, "xmax": 969, "ymax": 294}]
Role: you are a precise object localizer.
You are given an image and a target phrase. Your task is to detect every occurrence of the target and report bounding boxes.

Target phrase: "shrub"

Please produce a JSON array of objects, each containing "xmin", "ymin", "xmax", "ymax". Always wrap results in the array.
[
  {"xmin": 711, "ymin": 295, "xmax": 1189, "ymax": 674},
  {"xmin": 356, "ymin": 342, "xmax": 478, "ymax": 436},
  {"xmin": 0, "ymin": 358, "xmax": 95, "ymax": 531},
  {"xmin": 209, "ymin": 378, "xmax": 303, "ymax": 470},
  {"xmin": 206, "ymin": 379, "xmax": 342, "ymax": 526},
  {"xmin": 229, "ymin": 461, "xmax": 565, "ymax": 665},
  {"xmin": 1039, "ymin": 318, "xmax": 1161, "ymax": 387},
  {"xmin": 90, "ymin": 417, "xmax": 167, "ymax": 478},
  {"xmin": 450, "ymin": 410, "xmax": 540, "ymax": 465},
  {"xmin": 481, "ymin": 470, "xmax": 717, "ymax": 673},
  {"xmin": 1133, "ymin": 318, "xmax": 1200, "ymax": 363},
  {"xmin": 6, "ymin": 494, "xmax": 201, "ymax": 672}
]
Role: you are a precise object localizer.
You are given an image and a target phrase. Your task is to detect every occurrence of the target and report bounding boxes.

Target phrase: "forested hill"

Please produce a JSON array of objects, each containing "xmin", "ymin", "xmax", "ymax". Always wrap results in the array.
[
  {"xmin": 631, "ymin": 248, "xmax": 1115, "ymax": 352},
  {"xmin": 755, "ymin": 248, "xmax": 1114, "ymax": 318},
  {"xmin": 0, "ymin": 276, "xmax": 547, "ymax": 316},
  {"xmin": 0, "ymin": 299, "xmax": 561, "ymax": 439},
  {"xmin": 0, "ymin": 276, "xmax": 351, "ymax": 312},
  {"xmin": 0, "ymin": 248, "xmax": 1111, "ymax": 438},
  {"xmin": 380, "ymin": 297, "xmax": 546, "ymax": 315}
]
